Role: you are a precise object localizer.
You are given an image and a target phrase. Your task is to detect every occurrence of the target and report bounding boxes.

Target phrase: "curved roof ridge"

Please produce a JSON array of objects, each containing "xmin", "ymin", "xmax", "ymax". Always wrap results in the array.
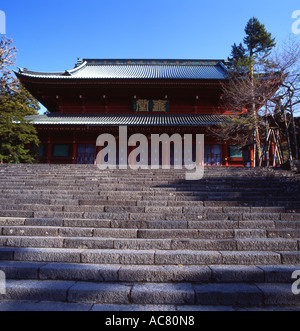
[
  {"xmin": 67, "ymin": 60, "xmax": 88, "ymax": 74},
  {"xmin": 83, "ymin": 59, "xmax": 226, "ymax": 66},
  {"xmin": 15, "ymin": 60, "xmax": 88, "ymax": 77}
]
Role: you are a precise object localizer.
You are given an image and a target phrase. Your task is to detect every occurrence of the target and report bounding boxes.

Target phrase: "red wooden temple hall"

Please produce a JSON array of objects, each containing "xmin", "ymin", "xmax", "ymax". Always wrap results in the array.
[{"xmin": 15, "ymin": 58, "xmax": 245, "ymax": 166}]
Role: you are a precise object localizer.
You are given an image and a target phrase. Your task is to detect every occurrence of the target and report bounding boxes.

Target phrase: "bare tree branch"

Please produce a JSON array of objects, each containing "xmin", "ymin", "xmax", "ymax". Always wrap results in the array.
[{"xmin": 0, "ymin": 36, "xmax": 17, "ymax": 92}]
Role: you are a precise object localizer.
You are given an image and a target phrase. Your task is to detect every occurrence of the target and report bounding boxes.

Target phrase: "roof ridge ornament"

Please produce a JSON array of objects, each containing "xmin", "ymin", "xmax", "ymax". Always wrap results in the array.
[
  {"xmin": 76, "ymin": 58, "xmax": 84, "ymax": 67},
  {"xmin": 63, "ymin": 70, "xmax": 72, "ymax": 76},
  {"xmin": 18, "ymin": 67, "xmax": 28, "ymax": 73}
]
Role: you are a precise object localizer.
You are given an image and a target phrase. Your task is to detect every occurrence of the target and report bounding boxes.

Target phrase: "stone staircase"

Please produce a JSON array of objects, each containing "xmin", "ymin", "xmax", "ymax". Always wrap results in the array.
[{"xmin": 0, "ymin": 164, "xmax": 300, "ymax": 311}]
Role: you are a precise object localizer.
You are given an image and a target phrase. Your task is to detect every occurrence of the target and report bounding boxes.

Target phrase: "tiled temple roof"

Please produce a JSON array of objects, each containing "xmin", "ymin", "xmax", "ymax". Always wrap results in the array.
[{"xmin": 16, "ymin": 59, "xmax": 228, "ymax": 80}]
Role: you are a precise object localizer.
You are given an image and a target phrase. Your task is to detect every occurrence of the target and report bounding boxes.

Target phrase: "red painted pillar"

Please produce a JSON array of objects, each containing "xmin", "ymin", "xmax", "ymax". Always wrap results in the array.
[
  {"xmin": 271, "ymin": 143, "xmax": 275, "ymax": 167},
  {"xmin": 250, "ymin": 146, "xmax": 254, "ymax": 168},
  {"xmin": 223, "ymin": 144, "xmax": 229, "ymax": 166}
]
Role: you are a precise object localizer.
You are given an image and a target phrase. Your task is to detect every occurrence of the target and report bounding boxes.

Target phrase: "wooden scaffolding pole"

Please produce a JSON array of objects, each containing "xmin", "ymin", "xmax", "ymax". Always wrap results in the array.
[{"xmin": 259, "ymin": 128, "xmax": 284, "ymax": 167}]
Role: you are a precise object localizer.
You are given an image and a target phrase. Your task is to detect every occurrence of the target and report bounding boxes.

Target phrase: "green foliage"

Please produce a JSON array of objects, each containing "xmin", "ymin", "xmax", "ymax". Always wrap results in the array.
[
  {"xmin": 0, "ymin": 36, "xmax": 40, "ymax": 164},
  {"xmin": 228, "ymin": 17, "xmax": 276, "ymax": 74},
  {"xmin": 212, "ymin": 113, "xmax": 261, "ymax": 146},
  {"xmin": 0, "ymin": 84, "xmax": 40, "ymax": 163},
  {"xmin": 229, "ymin": 43, "xmax": 252, "ymax": 74},
  {"xmin": 244, "ymin": 17, "xmax": 276, "ymax": 57},
  {"xmin": 213, "ymin": 17, "xmax": 276, "ymax": 157}
]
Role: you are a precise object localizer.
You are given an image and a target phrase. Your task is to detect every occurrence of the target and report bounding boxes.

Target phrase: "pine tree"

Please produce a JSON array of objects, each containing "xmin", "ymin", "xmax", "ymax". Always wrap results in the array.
[
  {"xmin": 229, "ymin": 17, "xmax": 276, "ymax": 73},
  {"xmin": 227, "ymin": 17, "xmax": 276, "ymax": 166}
]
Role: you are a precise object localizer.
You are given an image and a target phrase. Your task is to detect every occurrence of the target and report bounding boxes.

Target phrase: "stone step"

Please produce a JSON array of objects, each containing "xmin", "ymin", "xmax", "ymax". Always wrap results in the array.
[
  {"xmin": 3, "ymin": 192, "xmax": 295, "ymax": 199},
  {"xmin": 1, "ymin": 280, "xmax": 300, "ymax": 307},
  {"xmin": 1, "ymin": 210, "xmax": 297, "ymax": 221},
  {"xmin": 0, "ymin": 236, "xmax": 298, "ymax": 251},
  {"xmin": 2, "ymin": 247, "xmax": 298, "ymax": 265},
  {"xmin": 2, "ymin": 194, "xmax": 296, "ymax": 202},
  {"xmin": 2, "ymin": 225, "xmax": 300, "ymax": 240},
  {"xmin": 6, "ymin": 180, "xmax": 290, "ymax": 185},
  {"xmin": 0, "ymin": 172, "xmax": 295, "ymax": 177},
  {"xmin": 1, "ymin": 183, "xmax": 296, "ymax": 190},
  {"xmin": 0, "ymin": 170, "xmax": 293, "ymax": 176},
  {"xmin": 1, "ymin": 190, "xmax": 295, "ymax": 197},
  {"xmin": 0, "ymin": 178, "xmax": 296, "ymax": 185},
  {"xmin": 1, "ymin": 200, "xmax": 298, "ymax": 212},
  {"xmin": 0, "ymin": 168, "xmax": 293, "ymax": 174},
  {"xmin": 1, "ymin": 187, "xmax": 296, "ymax": 193},
  {"xmin": 1, "ymin": 261, "xmax": 299, "ymax": 284},
  {"xmin": 2, "ymin": 204, "xmax": 300, "ymax": 220},
  {"xmin": 1, "ymin": 184, "xmax": 297, "ymax": 190},
  {"xmin": 2, "ymin": 217, "xmax": 300, "ymax": 231},
  {"xmin": 1, "ymin": 192, "xmax": 298, "ymax": 201},
  {"xmin": 0, "ymin": 300, "xmax": 94, "ymax": 311},
  {"xmin": 2, "ymin": 301, "xmax": 300, "ymax": 311},
  {"xmin": 0, "ymin": 202, "xmax": 292, "ymax": 214}
]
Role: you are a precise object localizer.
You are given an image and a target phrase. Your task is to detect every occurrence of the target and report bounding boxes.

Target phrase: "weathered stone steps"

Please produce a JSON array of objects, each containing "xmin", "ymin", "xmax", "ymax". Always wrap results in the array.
[
  {"xmin": 0, "ymin": 237, "xmax": 299, "ymax": 251},
  {"xmin": 1, "ymin": 247, "xmax": 300, "ymax": 265},
  {"xmin": 1, "ymin": 279, "xmax": 300, "ymax": 308},
  {"xmin": 0, "ymin": 165, "xmax": 299, "ymax": 310},
  {"xmin": 1, "ymin": 217, "xmax": 300, "ymax": 230},
  {"xmin": 1, "ymin": 261, "xmax": 299, "ymax": 284}
]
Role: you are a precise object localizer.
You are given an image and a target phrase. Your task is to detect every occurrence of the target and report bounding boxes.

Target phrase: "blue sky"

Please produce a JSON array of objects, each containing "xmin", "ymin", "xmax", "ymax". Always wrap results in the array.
[{"xmin": 1, "ymin": 0, "xmax": 300, "ymax": 73}]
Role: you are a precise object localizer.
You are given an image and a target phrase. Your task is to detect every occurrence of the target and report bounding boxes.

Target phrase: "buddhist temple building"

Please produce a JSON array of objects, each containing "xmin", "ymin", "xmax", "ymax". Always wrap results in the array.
[{"xmin": 15, "ymin": 59, "xmax": 245, "ymax": 166}]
